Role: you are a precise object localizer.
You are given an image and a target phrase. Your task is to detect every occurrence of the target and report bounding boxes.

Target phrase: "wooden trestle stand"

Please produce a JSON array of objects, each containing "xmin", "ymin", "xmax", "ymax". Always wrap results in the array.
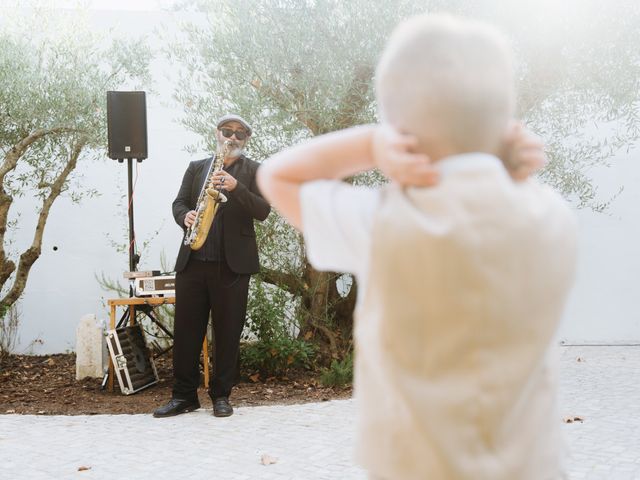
[{"xmin": 107, "ymin": 296, "xmax": 209, "ymax": 393}]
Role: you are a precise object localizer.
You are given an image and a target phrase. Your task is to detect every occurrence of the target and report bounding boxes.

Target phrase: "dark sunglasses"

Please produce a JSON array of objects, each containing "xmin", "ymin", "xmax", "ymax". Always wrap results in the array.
[{"xmin": 220, "ymin": 127, "xmax": 249, "ymax": 141}]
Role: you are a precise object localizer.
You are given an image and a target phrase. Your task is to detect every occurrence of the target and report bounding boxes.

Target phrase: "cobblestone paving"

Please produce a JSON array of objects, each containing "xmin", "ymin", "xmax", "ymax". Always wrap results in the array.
[
  {"xmin": 559, "ymin": 346, "xmax": 640, "ymax": 480},
  {"xmin": 1, "ymin": 346, "xmax": 639, "ymax": 479}
]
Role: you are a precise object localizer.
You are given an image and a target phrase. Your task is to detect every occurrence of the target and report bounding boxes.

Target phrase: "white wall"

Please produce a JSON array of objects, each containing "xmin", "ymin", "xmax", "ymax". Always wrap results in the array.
[
  {"xmin": 558, "ymin": 149, "xmax": 640, "ymax": 344},
  {"xmin": 7, "ymin": 9, "xmax": 640, "ymax": 353}
]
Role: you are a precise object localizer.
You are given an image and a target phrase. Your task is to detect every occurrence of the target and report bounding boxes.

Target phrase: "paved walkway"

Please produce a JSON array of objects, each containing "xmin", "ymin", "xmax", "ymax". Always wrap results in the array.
[{"xmin": 1, "ymin": 346, "xmax": 639, "ymax": 479}]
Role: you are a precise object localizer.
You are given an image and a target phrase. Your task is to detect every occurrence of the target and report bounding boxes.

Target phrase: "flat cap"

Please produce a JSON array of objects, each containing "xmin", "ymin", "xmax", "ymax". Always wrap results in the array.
[{"xmin": 216, "ymin": 114, "xmax": 253, "ymax": 136}]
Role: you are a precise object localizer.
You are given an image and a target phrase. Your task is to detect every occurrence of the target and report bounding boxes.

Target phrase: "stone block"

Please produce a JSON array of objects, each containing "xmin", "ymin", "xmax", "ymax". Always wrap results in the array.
[{"xmin": 75, "ymin": 314, "xmax": 106, "ymax": 380}]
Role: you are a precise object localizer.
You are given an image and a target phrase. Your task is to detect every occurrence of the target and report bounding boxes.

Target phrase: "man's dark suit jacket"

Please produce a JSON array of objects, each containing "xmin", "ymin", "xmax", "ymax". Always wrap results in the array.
[{"xmin": 172, "ymin": 154, "xmax": 270, "ymax": 274}]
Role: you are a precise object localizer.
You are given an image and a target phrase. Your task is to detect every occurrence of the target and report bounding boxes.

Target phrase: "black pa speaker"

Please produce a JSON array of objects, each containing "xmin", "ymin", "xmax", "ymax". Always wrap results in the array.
[{"xmin": 107, "ymin": 91, "xmax": 148, "ymax": 160}]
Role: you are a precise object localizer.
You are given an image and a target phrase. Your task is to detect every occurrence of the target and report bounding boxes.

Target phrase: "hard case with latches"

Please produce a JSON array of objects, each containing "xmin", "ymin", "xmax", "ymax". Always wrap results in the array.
[{"xmin": 106, "ymin": 324, "xmax": 159, "ymax": 395}]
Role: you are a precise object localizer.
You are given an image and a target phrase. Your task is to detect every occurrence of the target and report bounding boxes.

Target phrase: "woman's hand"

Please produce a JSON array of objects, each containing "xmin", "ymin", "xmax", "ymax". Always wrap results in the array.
[
  {"xmin": 372, "ymin": 124, "xmax": 439, "ymax": 187},
  {"xmin": 501, "ymin": 121, "xmax": 547, "ymax": 181}
]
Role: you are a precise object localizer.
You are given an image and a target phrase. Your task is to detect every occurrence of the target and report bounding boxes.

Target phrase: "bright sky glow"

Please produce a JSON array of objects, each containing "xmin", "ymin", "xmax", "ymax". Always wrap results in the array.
[
  {"xmin": 81, "ymin": 0, "xmax": 162, "ymax": 9},
  {"xmin": 0, "ymin": 0, "xmax": 176, "ymax": 11}
]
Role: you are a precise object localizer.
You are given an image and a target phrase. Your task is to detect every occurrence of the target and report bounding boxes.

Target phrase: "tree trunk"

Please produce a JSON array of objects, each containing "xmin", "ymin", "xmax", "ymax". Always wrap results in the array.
[
  {"xmin": 0, "ymin": 136, "xmax": 85, "ymax": 311},
  {"xmin": 292, "ymin": 260, "xmax": 355, "ymax": 362}
]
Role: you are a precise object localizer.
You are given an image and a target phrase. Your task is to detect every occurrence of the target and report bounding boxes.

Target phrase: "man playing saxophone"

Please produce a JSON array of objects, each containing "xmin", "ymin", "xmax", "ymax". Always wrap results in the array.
[{"xmin": 154, "ymin": 114, "xmax": 271, "ymax": 418}]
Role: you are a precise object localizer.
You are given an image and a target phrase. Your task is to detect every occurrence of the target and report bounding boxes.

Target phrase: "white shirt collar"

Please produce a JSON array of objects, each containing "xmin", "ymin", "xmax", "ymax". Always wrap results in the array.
[{"xmin": 435, "ymin": 152, "xmax": 505, "ymax": 177}]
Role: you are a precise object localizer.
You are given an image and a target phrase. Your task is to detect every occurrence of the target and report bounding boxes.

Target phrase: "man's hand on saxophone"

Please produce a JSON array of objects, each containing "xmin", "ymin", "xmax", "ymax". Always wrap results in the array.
[
  {"xmin": 184, "ymin": 210, "xmax": 197, "ymax": 228},
  {"xmin": 211, "ymin": 170, "xmax": 238, "ymax": 191}
]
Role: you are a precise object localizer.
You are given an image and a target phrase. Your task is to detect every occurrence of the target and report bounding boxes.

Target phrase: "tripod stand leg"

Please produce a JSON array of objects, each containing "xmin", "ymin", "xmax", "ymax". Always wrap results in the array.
[
  {"xmin": 101, "ymin": 370, "xmax": 109, "ymax": 391},
  {"xmin": 203, "ymin": 337, "xmax": 209, "ymax": 389}
]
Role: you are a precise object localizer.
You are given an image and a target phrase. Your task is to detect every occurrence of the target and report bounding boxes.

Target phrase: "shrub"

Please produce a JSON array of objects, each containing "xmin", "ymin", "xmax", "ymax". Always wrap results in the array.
[
  {"xmin": 245, "ymin": 276, "xmax": 297, "ymax": 342},
  {"xmin": 320, "ymin": 353, "xmax": 353, "ymax": 387},
  {"xmin": 240, "ymin": 335, "xmax": 316, "ymax": 378}
]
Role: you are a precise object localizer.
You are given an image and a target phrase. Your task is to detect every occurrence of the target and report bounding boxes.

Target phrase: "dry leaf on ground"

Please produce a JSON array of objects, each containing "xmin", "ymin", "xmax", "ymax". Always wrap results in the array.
[
  {"xmin": 563, "ymin": 416, "xmax": 584, "ymax": 423},
  {"xmin": 260, "ymin": 454, "xmax": 278, "ymax": 466}
]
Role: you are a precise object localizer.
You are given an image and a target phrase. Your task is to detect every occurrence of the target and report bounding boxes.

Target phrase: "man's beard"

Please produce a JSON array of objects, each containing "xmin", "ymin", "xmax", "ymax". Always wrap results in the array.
[
  {"xmin": 229, "ymin": 146, "xmax": 244, "ymax": 158},
  {"xmin": 218, "ymin": 141, "xmax": 244, "ymax": 159}
]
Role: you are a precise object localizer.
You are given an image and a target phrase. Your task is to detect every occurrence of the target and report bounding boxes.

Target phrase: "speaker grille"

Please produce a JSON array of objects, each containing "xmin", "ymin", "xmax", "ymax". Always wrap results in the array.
[{"xmin": 107, "ymin": 91, "xmax": 148, "ymax": 160}]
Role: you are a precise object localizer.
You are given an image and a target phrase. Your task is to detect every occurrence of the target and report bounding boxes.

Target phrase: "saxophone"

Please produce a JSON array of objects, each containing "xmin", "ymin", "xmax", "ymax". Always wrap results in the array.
[{"xmin": 183, "ymin": 140, "xmax": 231, "ymax": 250}]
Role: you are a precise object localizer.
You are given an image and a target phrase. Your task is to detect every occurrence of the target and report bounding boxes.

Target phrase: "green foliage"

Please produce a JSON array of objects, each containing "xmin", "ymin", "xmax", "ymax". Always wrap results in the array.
[
  {"xmin": 166, "ymin": 0, "xmax": 424, "ymax": 156},
  {"xmin": 320, "ymin": 353, "xmax": 353, "ymax": 387},
  {"xmin": 241, "ymin": 277, "xmax": 316, "ymax": 376},
  {"xmin": 254, "ymin": 209, "xmax": 305, "ymax": 280},
  {"xmin": 245, "ymin": 275, "xmax": 296, "ymax": 341},
  {"xmin": 240, "ymin": 335, "xmax": 316, "ymax": 378}
]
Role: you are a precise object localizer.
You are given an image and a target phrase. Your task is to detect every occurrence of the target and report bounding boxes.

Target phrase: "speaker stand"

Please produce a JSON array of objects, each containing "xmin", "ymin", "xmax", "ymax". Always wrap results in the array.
[
  {"xmin": 126, "ymin": 157, "xmax": 140, "ymax": 276},
  {"xmin": 102, "ymin": 156, "xmax": 144, "ymax": 391}
]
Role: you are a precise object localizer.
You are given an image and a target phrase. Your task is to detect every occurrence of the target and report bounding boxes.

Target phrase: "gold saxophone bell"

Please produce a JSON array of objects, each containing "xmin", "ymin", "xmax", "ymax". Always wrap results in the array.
[{"xmin": 205, "ymin": 186, "xmax": 228, "ymax": 204}]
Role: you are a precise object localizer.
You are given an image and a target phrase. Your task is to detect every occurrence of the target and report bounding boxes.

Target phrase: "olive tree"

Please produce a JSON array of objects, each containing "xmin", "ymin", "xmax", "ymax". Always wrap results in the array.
[
  {"xmin": 0, "ymin": 7, "xmax": 151, "ymax": 320},
  {"xmin": 168, "ymin": 0, "xmax": 639, "ymax": 361}
]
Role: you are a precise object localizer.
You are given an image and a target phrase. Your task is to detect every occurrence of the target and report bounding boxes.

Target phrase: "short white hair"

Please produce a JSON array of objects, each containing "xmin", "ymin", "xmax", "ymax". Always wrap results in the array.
[{"xmin": 376, "ymin": 14, "xmax": 515, "ymax": 154}]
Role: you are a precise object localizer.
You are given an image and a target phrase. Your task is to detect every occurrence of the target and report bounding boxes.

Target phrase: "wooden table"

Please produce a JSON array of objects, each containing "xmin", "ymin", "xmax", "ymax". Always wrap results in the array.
[{"xmin": 107, "ymin": 296, "xmax": 209, "ymax": 392}]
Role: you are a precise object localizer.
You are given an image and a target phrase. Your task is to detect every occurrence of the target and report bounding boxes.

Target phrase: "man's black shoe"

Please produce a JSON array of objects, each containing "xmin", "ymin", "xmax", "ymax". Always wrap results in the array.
[
  {"xmin": 213, "ymin": 397, "xmax": 233, "ymax": 417},
  {"xmin": 153, "ymin": 398, "xmax": 200, "ymax": 418}
]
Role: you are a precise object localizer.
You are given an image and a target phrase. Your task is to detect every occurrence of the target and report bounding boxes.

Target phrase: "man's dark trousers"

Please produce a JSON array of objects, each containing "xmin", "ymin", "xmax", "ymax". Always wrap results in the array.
[{"xmin": 172, "ymin": 259, "xmax": 249, "ymax": 401}]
